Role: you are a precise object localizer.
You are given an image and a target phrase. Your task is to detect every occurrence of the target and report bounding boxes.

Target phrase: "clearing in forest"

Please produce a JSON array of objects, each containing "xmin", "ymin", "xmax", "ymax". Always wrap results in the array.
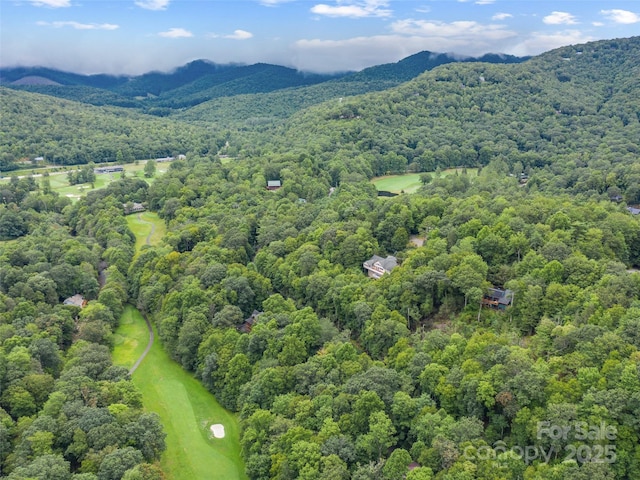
[
  {"xmin": 372, "ymin": 167, "xmax": 478, "ymax": 194},
  {"xmin": 126, "ymin": 211, "xmax": 166, "ymax": 252},
  {"xmin": 112, "ymin": 305, "xmax": 149, "ymax": 369},
  {"xmin": 113, "ymin": 308, "xmax": 247, "ymax": 480}
]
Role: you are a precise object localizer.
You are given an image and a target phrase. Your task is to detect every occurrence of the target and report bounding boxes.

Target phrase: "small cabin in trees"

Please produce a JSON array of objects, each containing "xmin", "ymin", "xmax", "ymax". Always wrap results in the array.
[
  {"xmin": 363, "ymin": 255, "xmax": 398, "ymax": 279},
  {"xmin": 482, "ymin": 287, "xmax": 514, "ymax": 310},
  {"xmin": 63, "ymin": 294, "xmax": 87, "ymax": 308},
  {"xmin": 123, "ymin": 202, "xmax": 146, "ymax": 214},
  {"xmin": 267, "ymin": 180, "xmax": 282, "ymax": 191},
  {"xmin": 239, "ymin": 310, "xmax": 262, "ymax": 333},
  {"xmin": 627, "ymin": 206, "xmax": 640, "ymax": 215}
]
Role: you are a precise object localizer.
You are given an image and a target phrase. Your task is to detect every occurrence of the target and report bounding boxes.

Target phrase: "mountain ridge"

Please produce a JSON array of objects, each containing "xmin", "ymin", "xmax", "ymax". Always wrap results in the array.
[{"xmin": 0, "ymin": 50, "xmax": 527, "ymax": 111}]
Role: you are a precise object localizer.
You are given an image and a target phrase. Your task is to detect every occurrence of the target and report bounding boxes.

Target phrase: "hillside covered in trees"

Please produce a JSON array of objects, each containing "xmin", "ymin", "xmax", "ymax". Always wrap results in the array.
[
  {"xmin": 1, "ymin": 36, "xmax": 640, "ymax": 480},
  {"xmin": 0, "ymin": 88, "xmax": 224, "ymax": 170}
]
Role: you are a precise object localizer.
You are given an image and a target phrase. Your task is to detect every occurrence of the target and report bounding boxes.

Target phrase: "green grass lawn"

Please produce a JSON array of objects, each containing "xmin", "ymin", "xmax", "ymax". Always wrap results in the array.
[
  {"xmin": 1, "ymin": 161, "xmax": 164, "ymax": 203},
  {"xmin": 372, "ymin": 173, "xmax": 423, "ymax": 193},
  {"xmin": 112, "ymin": 305, "xmax": 149, "ymax": 369},
  {"xmin": 126, "ymin": 211, "xmax": 166, "ymax": 252},
  {"xmin": 372, "ymin": 168, "xmax": 479, "ymax": 194},
  {"xmin": 133, "ymin": 322, "xmax": 247, "ymax": 480}
]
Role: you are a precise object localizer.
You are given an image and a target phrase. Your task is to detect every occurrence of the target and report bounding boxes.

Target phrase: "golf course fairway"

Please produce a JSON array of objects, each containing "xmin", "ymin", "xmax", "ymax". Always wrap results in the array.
[
  {"xmin": 126, "ymin": 211, "xmax": 166, "ymax": 252},
  {"xmin": 113, "ymin": 307, "xmax": 247, "ymax": 480}
]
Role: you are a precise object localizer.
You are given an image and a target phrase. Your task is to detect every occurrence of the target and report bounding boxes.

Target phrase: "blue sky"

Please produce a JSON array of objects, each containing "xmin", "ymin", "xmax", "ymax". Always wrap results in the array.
[{"xmin": 1, "ymin": 0, "xmax": 639, "ymax": 75}]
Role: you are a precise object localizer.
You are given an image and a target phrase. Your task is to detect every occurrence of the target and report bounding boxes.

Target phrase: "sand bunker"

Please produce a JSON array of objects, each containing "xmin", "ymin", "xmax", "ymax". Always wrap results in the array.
[{"xmin": 210, "ymin": 424, "xmax": 225, "ymax": 439}]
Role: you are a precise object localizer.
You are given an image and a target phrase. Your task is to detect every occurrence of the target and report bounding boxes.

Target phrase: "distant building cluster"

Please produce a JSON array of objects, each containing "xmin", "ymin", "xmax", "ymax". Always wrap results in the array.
[
  {"xmin": 155, "ymin": 154, "xmax": 185, "ymax": 163},
  {"xmin": 94, "ymin": 165, "xmax": 124, "ymax": 174}
]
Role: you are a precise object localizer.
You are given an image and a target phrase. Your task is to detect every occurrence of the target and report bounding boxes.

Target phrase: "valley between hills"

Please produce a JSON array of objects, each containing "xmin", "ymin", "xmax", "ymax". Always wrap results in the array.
[{"xmin": 1, "ymin": 36, "xmax": 640, "ymax": 480}]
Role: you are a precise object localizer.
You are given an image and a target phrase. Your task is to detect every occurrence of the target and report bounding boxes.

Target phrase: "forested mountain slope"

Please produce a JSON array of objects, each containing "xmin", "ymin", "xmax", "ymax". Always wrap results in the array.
[
  {"xmin": 125, "ymin": 148, "xmax": 640, "ymax": 479},
  {"xmin": 121, "ymin": 37, "xmax": 640, "ymax": 480},
  {"xmin": 0, "ymin": 66, "xmax": 128, "ymax": 89},
  {"xmin": 0, "ymin": 88, "xmax": 224, "ymax": 169},
  {"xmin": 264, "ymin": 37, "xmax": 639, "ymax": 201},
  {"xmin": 170, "ymin": 51, "xmax": 526, "ymax": 125},
  {"xmin": 1, "ymin": 51, "xmax": 526, "ymax": 121},
  {"xmin": 339, "ymin": 50, "xmax": 526, "ymax": 85}
]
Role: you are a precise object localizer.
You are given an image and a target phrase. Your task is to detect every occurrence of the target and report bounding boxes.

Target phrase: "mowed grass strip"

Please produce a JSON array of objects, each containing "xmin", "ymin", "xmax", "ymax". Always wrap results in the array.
[
  {"xmin": 132, "ymin": 323, "xmax": 247, "ymax": 480},
  {"xmin": 372, "ymin": 168, "xmax": 479, "ymax": 194},
  {"xmin": 372, "ymin": 173, "xmax": 423, "ymax": 193},
  {"xmin": 112, "ymin": 305, "xmax": 149, "ymax": 369},
  {"xmin": 126, "ymin": 211, "xmax": 166, "ymax": 252}
]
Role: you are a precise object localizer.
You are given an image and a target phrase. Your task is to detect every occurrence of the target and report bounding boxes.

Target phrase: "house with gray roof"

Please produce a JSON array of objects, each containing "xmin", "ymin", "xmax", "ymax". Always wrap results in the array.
[
  {"xmin": 482, "ymin": 287, "xmax": 514, "ymax": 310},
  {"xmin": 363, "ymin": 255, "xmax": 398, "ymax": 279},
  {"xmin": 63, "ymin": 294, "xmax": 86, "ymax": 308},
  {"xmin": 627, "ymin": 206, "xmax": 640, "ymax": 215},
  {"xmin": 267, "ymin": 180, "xmax": 282, "ymax": 191}
]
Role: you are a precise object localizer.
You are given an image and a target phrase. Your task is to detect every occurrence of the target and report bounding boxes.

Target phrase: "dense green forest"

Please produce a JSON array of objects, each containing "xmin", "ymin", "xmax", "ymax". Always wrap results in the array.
[
  {"xmin": 0, "ymin": 51, "xmax": 526, "ymax": 148},
  {"xmin": 0, "ymin": 88, "xmax": 225, "ymax": 169},
  {"xmin": 0, "ymin": 180, "xmax": 166, "ymax": 479},
  {"xmin": 1, "ymin": 36, "xmax": 640, "ymax": 480}
]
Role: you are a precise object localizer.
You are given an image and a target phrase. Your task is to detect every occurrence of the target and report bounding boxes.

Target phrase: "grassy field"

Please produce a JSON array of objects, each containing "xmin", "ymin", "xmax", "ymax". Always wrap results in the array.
[
  {"xmin": 134, "ymin": 328, "xmax": 247, "ymax": 480},
  {"xmin": 372, "ymin": 168, "xmax": 479, "ymax": 194},
  {"xmin": 112, "ymin": 305, "xmax": 150, "ymax": 369},
  {"xmin": 372, "ymin": 173, "xmax": 423, "ymax": 193},
  {"xmin": 126, "ymin": 211, "xmax": 166, "ymax": 252},
  {"xmin": 112, "ymin": 309, "xmax": 247, "ymax": 480},
  {"xmin": 1, "ymin": 161, "xmax": 168, "ymax": 203}
]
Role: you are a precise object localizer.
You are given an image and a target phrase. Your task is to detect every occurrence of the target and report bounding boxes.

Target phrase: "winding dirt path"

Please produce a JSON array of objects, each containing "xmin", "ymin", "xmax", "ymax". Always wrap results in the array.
[{"xmin": 128, "ymin": 213, "xmax": 156, "ymax": 375}]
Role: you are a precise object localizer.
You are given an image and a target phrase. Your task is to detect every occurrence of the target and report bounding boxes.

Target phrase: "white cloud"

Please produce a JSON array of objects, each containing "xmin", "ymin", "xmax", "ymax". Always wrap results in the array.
[
  {"xmin": 209, "ymin": 30, "xmax": 254, "ymax": 40},
  {"xmin": 135, "ymin": 0, "xmax": 170, "ymax": 11},
  {"xmin": 600, "ymin": 9, "xmax": 640, "ymax": 24},
  {"xmin": 226, "ymin": 29, "xmax": 253, "ymax": 40},
  {"xmin": 158, "ymin": 28, "xmax": 193, "ymax": 38},
  {"xmin": 475, "ymin": 0, "xmax": 495, "ymax": 4},
  {"xmin": 259, "ymin": 0, "xmax": 294, "ymax": 5},
  {"xmin": 507, "ymin": 30, "xmax": 593, "ymax": 57},
  {"xmin": 543, "ymin": 11, "xmax": 578, "ymax": 25},
  {"xmin": 311, "ymin": 0, "xmax": 391, "ymax": 18},
  {"xmin": 292, "ymin": 22, "xmax": 520, "ymax": 72},
  {"xmin": 492, "ymin": 13, "xmax": 512, "ymax": 21},
  {"xmin": 30, "ymin": 0, "xmax": 71, "ymax": 7},
  {"xmin": 390, "ymin": 19, "xmax": 515, "ymax": 41},
  {"xmin": 592, "ymin": 21, "xmax": 604, "ymax": 27},
  {"xmin": 36, "ymin": 21, "xmax": 119, "ymax": 30},
  {"xmin": 290, "ymin": 16, "xmax": 602, "ymax": 73}
]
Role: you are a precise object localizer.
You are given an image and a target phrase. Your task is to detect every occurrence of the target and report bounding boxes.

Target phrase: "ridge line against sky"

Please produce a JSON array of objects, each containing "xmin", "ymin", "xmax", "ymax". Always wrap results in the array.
[{"xmin": 1, "ymin": 1, "xmax": 639, "ymax": 75}]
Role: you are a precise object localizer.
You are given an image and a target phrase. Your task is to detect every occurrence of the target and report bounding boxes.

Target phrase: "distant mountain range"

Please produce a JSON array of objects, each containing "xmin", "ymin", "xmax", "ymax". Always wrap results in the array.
[
  {"xmin": 1, "ymin": 36, "xmax": 637, "ymax": 173},
  {"xmin": 0, "ymin": 51, "xmax": 527, "ymax": 112}
]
